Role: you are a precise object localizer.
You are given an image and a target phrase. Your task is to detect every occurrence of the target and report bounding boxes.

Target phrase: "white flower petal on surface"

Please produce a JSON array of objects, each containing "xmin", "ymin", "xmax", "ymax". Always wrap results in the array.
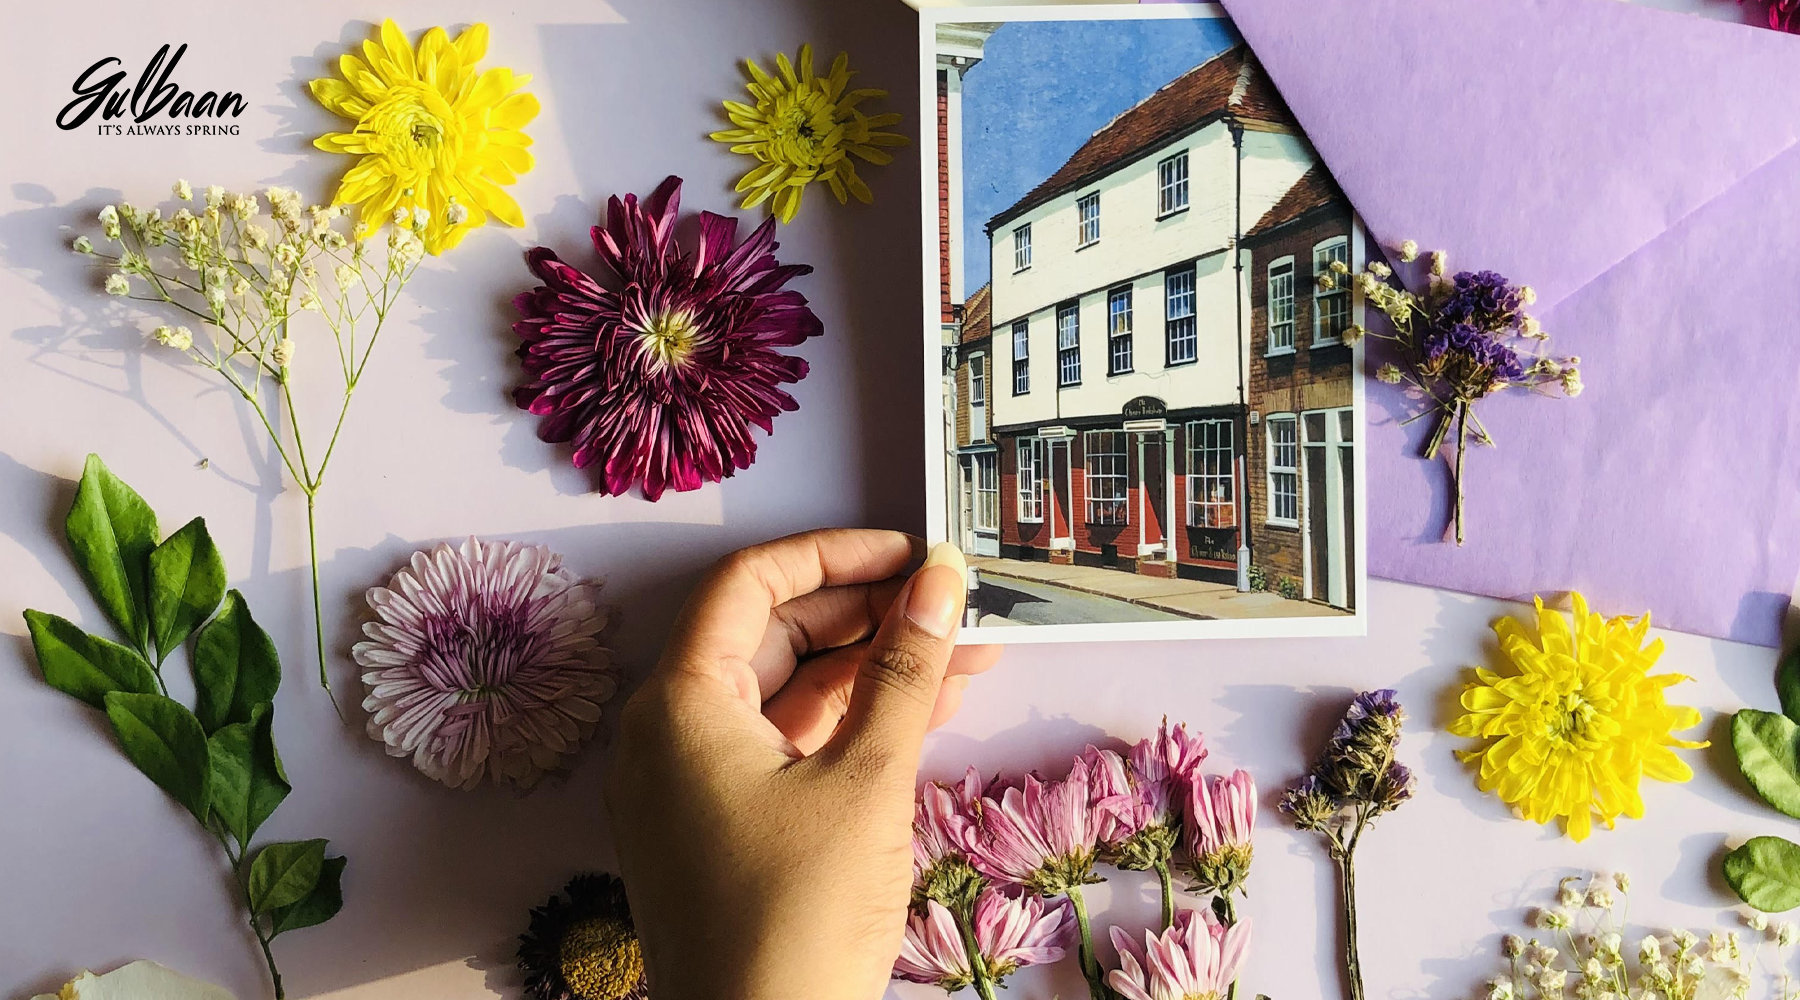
[
  {"xmin": 32, "ymin": 961, "xmax": 236, "ymax": 1000},
  {"xmin": 354, "ymin": 536, "xmax": 615, "ymax": 790}
]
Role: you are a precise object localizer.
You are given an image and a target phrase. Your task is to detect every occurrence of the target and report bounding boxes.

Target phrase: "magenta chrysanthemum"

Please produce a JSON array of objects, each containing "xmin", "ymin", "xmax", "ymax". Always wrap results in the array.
[
  {"xmin": 354, "ymin": 537, "xmax": 615, "ymax": 790},
  {"xmin": 512, "ymin": 175, "xmax": 823, "ymax": 500}
]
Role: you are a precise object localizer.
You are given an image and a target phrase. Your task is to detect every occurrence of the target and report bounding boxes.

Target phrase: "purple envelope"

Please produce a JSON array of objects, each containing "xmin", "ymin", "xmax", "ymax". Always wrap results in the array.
[{"xmin": 1142, "ymin": 0, "xmax": 1800, "ymax": 646}]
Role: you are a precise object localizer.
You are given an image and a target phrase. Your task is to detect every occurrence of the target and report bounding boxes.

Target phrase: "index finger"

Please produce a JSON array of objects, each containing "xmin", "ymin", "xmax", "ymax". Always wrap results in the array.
[{"xmin": 660, "ymin": 529, "xmax": 922, "ymax": 677}]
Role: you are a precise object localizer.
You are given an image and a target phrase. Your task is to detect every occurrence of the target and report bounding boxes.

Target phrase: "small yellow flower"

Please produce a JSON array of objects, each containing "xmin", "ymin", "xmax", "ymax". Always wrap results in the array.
[
  {"xmin": 308, "ymin": 20, "xmax": 539, "ymax": 254},
  {"xmin": 710, "ymin": 44, "xmax": 908, "ymax": 224},
  {"xmin": 1450, "ymin": 593, "xmax": 1706, "ymax": 841}
]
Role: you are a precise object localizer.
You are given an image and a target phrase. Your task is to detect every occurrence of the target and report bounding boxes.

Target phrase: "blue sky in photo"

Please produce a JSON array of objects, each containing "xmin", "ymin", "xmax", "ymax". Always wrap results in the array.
[{"xmin": 958, "ymin": 17, "xmax": 1238, "ymax": 293}]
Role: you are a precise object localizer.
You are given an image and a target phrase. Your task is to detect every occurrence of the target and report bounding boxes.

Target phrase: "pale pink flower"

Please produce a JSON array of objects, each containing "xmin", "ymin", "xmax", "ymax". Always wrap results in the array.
[
  {"xmin": 971, "ymin": 756, "xmax": 1100, "ymax": 893},
  {"xmin": 1188, "ymin": 769, "xmax": 1257, "ymax": 859},
  {"xmin": 893, "ymin": 900, "xmax": 971, "ymax": 990},
  {"xmin": 354, "ymin": 537, "xmax": 614, "ymax": 790},
  {"xmin": 1132, "ymin": 717, "xmax": 1208, "ymax": 785},
  {"xmin": 976, "ymin": 888, "xmax": 1077, "ymax": 980},
  {"xmin": 914, "ymin": 770, "xmax": 980, "ymax": 879},
  {"xmin": 1081, "ymin": 745, "xmax": 1138, "ymax": 846},
  {"xmin": 1108, "ymin": 909, "xmax": 1253, "ymax": 1000}
]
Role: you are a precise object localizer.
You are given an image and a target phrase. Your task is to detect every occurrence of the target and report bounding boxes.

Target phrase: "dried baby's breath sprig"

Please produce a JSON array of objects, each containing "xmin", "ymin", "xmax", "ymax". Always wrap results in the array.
[
  {"xmin": 1478, "ymin": 873, "xmax": 1797, "ymax": 1000},
  {"xmin": 79, "ymin": 183, "xmax": 427, "ymax": 708},
  {"xmin": 1361, "ymin": 245, "xmax": 1581, "ymax": 545}
]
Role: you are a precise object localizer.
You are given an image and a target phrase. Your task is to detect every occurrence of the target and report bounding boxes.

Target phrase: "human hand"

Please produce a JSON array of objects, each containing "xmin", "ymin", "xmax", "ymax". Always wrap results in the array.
[{"xmin": 606, "ymin": 529, "xmax": 1001, "ymax": 1000}]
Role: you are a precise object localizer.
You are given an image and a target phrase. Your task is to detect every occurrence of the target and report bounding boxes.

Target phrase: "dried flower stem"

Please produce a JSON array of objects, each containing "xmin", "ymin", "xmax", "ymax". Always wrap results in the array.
[
  {"xmin": 952, "ymin": 904, "xmax": 1001, "ymax": 1000},
  {"xmin": 1155, "ymin": 859, "xmax": 1176, "ymax": 931},
  {"xmin": 1066, "ymin": 884, "xmax": 1110, "ymax": 1000}
]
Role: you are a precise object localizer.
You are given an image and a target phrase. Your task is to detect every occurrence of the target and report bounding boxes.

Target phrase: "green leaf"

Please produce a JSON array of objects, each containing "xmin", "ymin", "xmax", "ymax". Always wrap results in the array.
[
  {"xmin": 65, "ymin": 454, "xmax": 160, "ymax": 651},
  {"xmin": 207, "ymin": 705, "xmax": 290, "ymax": 847},
  {"xmin": 1779, "ymin": 647, "xmax": 1800, "ymax": 724},
  {"xmin": 192, "ymin": 591, "xmax": 281, "ymax": 733},
  {"xmin": 103, "ymin": 692, "xmax": 211, "ymax": 823},
  {"xmin": 147, "ymin": 517, "xmax": 226, "ymax": 665},
  {"xmin": 248, "ymin": 839, "xmax": 327, "ymax": 914},
  {"xmin": 1733, "ymin": 709, "xmax": 1800, "ymax": 820},
  {"xmin": 23, "ymin": 610, "xmax": 158, "ymax": 707},
  {"xmin": 267, "ymin": 855, "xmax": 346, "ymax": 936},
  {"xmin": 1725, "ymin": 836, "xmax": 1800, "ymax": 912}
]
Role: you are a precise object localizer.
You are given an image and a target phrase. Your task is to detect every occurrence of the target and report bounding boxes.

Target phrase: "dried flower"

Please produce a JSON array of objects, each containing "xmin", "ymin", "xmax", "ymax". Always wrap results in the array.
[
  {"xmin": 893, "ymin": 899, "xmax": 975, "ymax": 991},
  {"xmin": 104, "ymin": 272, "xmax": 129, "ymax": 295},
  {"xmin": 512, "ymin": 176, "xmax": 822, "ymax": 500},
  {"xmin": 914, "ymin": 769, "xmax": 983, "ymax": 910},
  {"xmin": 710, "ymin": 44, "xmax": 907, "ymax": 223},
  {"xmin": 973, "ymin": 889, "xmax": 1078, "ymax": 982},
  {"xmin": 1107, "ymin": 908, "xmax": 1252, "ymax": 1000},
  {"xmin": 72, "ymin": 235, "xmax": 94, "ymax": 255},
  {"xmin": 517, "ymin": 874, "xmax": 647, "ymax": 1000},
  {"xmin": 28, "ymin": 961, "xmax": 234, "ymax": 1000},
  {"xmin": 1185, "ymin": 770, "xmax": 1256, "ymax": 899},
  {"xmin": 1358, "ymin": 245, "xmax": 1579, "ymax": 544},
  {"xmin": 309, "ymin": 20, "xmax": 539, "ymax": 253},
  {"xmin": 354, "ymin": 537, "xmax": 616, "ymax": 790},
  {"xmin": 971, "ymin": 757, "xmax": 1100, "ymax": 894},
  {"xmin": 1398, "ymin": 239, "xmax": 1419, "ymax": 262},
  {"xmin": 1450, "ymin": 594, "xmax": 1706, "ymax": 841}
]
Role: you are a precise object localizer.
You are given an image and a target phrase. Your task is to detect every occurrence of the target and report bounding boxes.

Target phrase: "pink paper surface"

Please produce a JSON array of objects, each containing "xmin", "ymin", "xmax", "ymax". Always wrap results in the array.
[{"xmin": 1151, "ymin": 0, "xmax": 1800, "ymax": 645}]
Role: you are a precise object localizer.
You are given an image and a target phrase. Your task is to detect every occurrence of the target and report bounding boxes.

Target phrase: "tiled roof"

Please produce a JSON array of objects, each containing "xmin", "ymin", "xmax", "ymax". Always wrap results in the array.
[
  {"xmin": 989, "ymin": 44, "xmax": 1297, "ymax": 232},
  {"xmin": 962, "ymin": 282, "xmax": 992, "ymax": 343},
  {"xmin": 1245, "ymin": 165, "xmax": 1346, "ymax": 239}
]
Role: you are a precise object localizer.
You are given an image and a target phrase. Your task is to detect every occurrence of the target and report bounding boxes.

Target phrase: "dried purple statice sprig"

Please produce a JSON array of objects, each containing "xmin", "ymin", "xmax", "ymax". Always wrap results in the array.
[
  {"xmin": 1281, "ymin": 690, "xmax": 1417, "ymax": 1000},
  {"xmin": 1353, "ymin": 244, "xmax": 1581, "ymax": 545}
]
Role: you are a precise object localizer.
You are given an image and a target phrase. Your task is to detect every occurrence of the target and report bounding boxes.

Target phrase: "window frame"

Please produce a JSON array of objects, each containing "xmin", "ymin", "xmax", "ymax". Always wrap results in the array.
[
  {"xmin": 1312, "ymin": 237, "xmax": 1351, "ymax": 346},
  {"xmin": 1011, "ymin": 319, "xmax": 1030, "ymax": 395},
  {"xmin": 1016, "ymin": 437, "xmax": 1045, "ymax": 523},
  {"xmin": 1266, "ymin": 256, "xmax": 1297, "ymax": 356},
  {"xmin": 1083, "ymin": 429, "xmax": 1128, "ymax": 526},
  {"xmin": 969, "ymin": 351, "xmax": 986, "ymax": 408},
  {"xmin": 1157, "ymin": 152, "xmax": 1190, "ymax": 218},
  {"xmin": 1056, "ymin": 302, "xmax": 1082, "ymax": 387},
  {"xmin": 1076, "ymin": 192, "xmax": 1101, "ymax": 248},
  {"xmin": 1266, "ymin": 415, "xmax": 1300, "ymax": 528},
  {"xmin": 973, "ymin": 451, "xmax": 999, "ymax": 532},
  {"xmin": 1165, "ymin": 265, "xmax": 1198, "ymax": 367},
  {"xmin": 1106, "ymin": 286, "xmax": 1134, "ymax": 376},
  {"xmin": 1185, "ymin": 419, "xmax": 1236, "ymax": 529},
  {"xmin": 1013, "ymin": 224, "xmax": 1033, "ymax": 273}
]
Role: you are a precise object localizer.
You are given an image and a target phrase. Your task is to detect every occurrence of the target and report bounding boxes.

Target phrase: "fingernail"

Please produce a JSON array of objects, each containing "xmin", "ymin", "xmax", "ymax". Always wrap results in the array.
[{"xmin": 906, "ymin": 542, "xmax": 967, "ymax": 638}]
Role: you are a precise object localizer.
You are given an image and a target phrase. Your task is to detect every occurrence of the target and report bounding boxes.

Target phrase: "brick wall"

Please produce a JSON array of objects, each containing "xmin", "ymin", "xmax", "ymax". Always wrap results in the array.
[
  {"xmin": 1245, "ymin": 206, "xmax": 1356, "ymax": 586},
  {"xmin": 938, "ymin": 70, "xmax": 954, "ymax": 325}
]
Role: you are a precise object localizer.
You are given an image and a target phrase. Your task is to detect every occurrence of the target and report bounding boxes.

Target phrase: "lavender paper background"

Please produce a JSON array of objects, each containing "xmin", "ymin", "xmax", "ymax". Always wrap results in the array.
[
  {"xmin": 0, "ymin": 1, "xmax": 1792, "ymax": 998},
  {"xmin": 1155, "ymin": 0, "xmax": 1800, "ymax": 647}
]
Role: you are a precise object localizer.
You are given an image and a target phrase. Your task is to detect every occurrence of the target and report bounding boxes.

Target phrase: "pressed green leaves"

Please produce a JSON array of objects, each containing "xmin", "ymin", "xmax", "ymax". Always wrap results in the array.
[
  {"xmin": 1733, "ymin": 710, "xmax": 1800, "ymax": 821},
  {"xmin": 193, "ymin": 591, "xmax": 281, "ymax": 734},
  {"xmin": 65, "ymin": 454, "xmax": 160, "ymax": 649},
  {"xmin": 24, "ymin": 610, "xmax": 158, "ymax": 706},
  {"xmin": 267, "ymin": 855, "xmax": 346, "ymax": 935},
  {"xmin": 147, "ymin": 517, "xmax": 226, "ymax": 663},
  {"xmin": 208, "ymin": 706, "xmax": 290, "ymax": 847},
  {"xmin": 104, "ymin": 692, "xmax": 212, "ymax": 823},
  {"xmin": 1726, "ymin": 837, "xmax": 1800, "ymax": 912},
  {"xmin": 249, "ymin": 839, "xmax": 328, "ymax": 914}
]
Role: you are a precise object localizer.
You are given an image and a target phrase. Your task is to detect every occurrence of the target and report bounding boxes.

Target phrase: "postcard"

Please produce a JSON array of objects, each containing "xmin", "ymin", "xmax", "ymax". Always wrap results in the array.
[{"xmin": 919, "ymin": 3, "xmax": 1370, "ymax": 643}]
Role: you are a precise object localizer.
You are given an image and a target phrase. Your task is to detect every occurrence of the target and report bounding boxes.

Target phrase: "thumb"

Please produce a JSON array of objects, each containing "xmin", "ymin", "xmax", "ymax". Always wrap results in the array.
[{"xmin": 827, "ymin": 542, "xmax": 968, "ymax": 766}]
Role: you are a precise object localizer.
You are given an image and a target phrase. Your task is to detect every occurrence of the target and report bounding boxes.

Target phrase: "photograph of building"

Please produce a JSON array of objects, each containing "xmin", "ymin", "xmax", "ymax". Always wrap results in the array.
[{"xmin": 926, "ymin": 8, "xmax": 1365, "ymax": 634}]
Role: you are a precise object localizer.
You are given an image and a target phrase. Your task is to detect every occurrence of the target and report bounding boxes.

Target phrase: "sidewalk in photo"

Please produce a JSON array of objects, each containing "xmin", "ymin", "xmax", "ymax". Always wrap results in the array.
[{"xmin": 969, "ymin": 557, "xmax": 1349, "ymax": 620}]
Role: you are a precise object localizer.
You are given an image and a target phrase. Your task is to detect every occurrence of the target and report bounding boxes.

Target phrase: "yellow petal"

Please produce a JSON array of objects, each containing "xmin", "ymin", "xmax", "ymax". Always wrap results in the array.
[
  {"xmin": 454, "ymin": 23, "xmax": 490, "ymax": 64},
  {"xmin": 380, "ymin": 19, "xmax": 418, "ymax": 81},
  {"xmin": 493, "ymin": 92, "xmax": 540, "ymax": 132}
]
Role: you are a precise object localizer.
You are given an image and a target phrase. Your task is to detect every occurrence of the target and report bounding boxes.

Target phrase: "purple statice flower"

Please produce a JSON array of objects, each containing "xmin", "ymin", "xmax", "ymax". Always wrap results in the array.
[
  {"xmin": 512, "ymin": 176, "xmax": 822, "ymax": 500},
  {"xmin": 1438, "ymin": 269, "xmax": 1526, "ymax": 327},
  {"xmin": 1421, "ymin": 320, "xmax": 1526, "ymax": 381},
  {"xmin": 1329, "ymin": 689, "xmax": 1405, "ymax": 747}
]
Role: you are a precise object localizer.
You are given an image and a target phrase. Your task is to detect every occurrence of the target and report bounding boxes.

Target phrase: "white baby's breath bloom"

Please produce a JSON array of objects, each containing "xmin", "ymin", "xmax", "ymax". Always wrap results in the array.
[
  {"xmin": 173, "ymin": 178, "xmax": 193, "ymax": 201},
  {"xmin": 298, "ymin": 292, "xmax": 322, "ymax": 312},
  {"xmin": 1488, "ymin": 977, "xmax": 1514, "ymax": 1000},
  {"xmin": 104, "ymin": 273, "xmax": 130, "ymax": 296},
  {"xmin": 1533, "ymin": 944, "xmax": 1559, "ymax": 966},
  {"xmin": 446, "ymin": 199, "xmax": 470, "ymax": 226},
  {"xmin": 1639, "ymin": 936, "xmax": 1662, "ymax": 964},
  {"xmin": 1398, "ymin": 239, "xmax": 1419, "ymax": 262},
  {"xmin": 1613, "ymin": 872, "xmax": 1630, "ymax": 893},
  {"xmin": 1367, "ymin": 260, "xmax": 1392, "ymax": 279},
  {"xmin": 1430, "ymin": 249, "xmax": 1448, "ymax": 277},
  {"xmin": 1342, "ymin": 324, "xmax": 1365, "ymax": 346},
  {"xmin": 205, "ymin": 185, "xmax": 226, "ymax": 210},
  {"xmin": 1329, "ymin": 258, "xmax": 1349, "ymax": 275},
  {"xmin": 230, "ymin": 193, "xmax": 258, "ymax": 220},
  {"xmin": 410, "ymin": 206, "xmax": 430, "ymax": 232},
  {"xmin": 231, "ymin": 277, "xmax": 250, "ymax": 297},
  {"xmin": 1520, "ymin": 285, "xmax": 1537, "ymax": 306},
  {"xmin": 1585, "ymin": 957, "xmax": 1606, "ymax": 979},
  {"xmin": 1587, "ymin": 885, "xmax": 1615, "ymax": 910},
  {"xmin": 334, "ymin": 263, "xmax": 360, "ymax": 287},
  {"xmin": 1559, "ymin": 882, "xmax": 1583, "ymax": 908},
  {"xmin": 1561, "ymin": 370, "xmax": 1584, "ymax": 398},
  {"xmin": 273, "ymin": 338, "xmax": 295, "ymax": 368},
  {"xmin": 1747, "ymin": 911, "xmax": 1769, "ymax": 932},
  {"xmin": 1777, "ymin": 921, "xmax": 1797, "ymax": 947},
  {"xmin": 1538, "ymin": 968, "xmax": 1568, "ymax": 995},
  {"xmin": 98, "ymin": 204, "xmax": 121, "ymax": 240},
  {"xmin": 72, "ymin": 235, "xmax": 93, "ymax": 255},
  {"xmin": 1520, "ymin": 316, "xmax": 1543, "ymax": 337},
  {"xmin": 392, "ymin": 206, "xmax": 411, "ymax": 226},
  {"xmin": 151, "ymin": 325, "xmax": 194, "ymax": 351},
  {"xmin": 1502, "ymin": 934, "xmax": 1526, "ymax": 958},
  {"xmin": 1317, "ymin": 273, "xmax": 1337, "ymax": 292}
]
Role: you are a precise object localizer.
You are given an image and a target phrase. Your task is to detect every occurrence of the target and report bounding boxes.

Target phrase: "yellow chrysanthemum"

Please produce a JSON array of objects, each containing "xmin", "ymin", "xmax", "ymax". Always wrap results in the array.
[
  {"xmin": 710, "ymin": 44, "xmax": 908, "ymax": 224},
  {"xmin": 1449, "ymin": 592, "xmax": 1707, "ymax": 842},
  {"xmin": 308, "ymin": 20, "xmax": 539, "ymax": 254}
]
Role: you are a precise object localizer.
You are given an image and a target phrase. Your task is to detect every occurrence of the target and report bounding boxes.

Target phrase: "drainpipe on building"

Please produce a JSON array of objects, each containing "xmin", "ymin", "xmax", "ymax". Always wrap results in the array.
[{"xmin": 1230, "ymin": 119, "xmax": 1250, "ymax": 593}]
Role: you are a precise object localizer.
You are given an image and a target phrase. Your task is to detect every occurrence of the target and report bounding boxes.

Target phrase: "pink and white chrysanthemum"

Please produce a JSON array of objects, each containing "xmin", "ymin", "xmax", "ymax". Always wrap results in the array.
[
  {"xmin": 892, "ymin": 900, "xmax": 972, "ymax": 990},
  {"xmin": 1108, "ymin": 909, "xmax": 1252, "ymax": 1000},
  {"xmin": 1188, "ymin": 769, "xmax": 1257, "ymax": 860},
  {"xmin": 971, "ymin": 757, "xmax": 1100, "ymax": 894},
  {"xmin": 1081, "ymin": 746, "xmax": 1139, "ymax": 847},
  {"xmin": 975, "ymin": 887, "xmax": 1077, "ymax": 980},
  {"xmin": 354, "ymin": 537, "xmax": 615, "ymax": 790},
  {"xmin": 1132, "ymin": 717, "xmax": 1209, "ymax": 785},
  {"xmin": 914, "ymin": 767, "xmax": 981, "ymax": 881}
]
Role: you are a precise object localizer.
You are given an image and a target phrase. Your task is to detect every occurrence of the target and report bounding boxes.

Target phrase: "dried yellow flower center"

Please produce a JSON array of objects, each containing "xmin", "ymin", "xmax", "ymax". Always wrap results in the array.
[
  {"xmin": 558, "ymin": 915, "xmax": 643, "ymax": 1000},
  {"xmin": 639, "ymin": 309, "xmax": 700, "ymax": 371},
  {"xmin": 363, "ymin": 85, "xmax": 456, "ymax": 180}
]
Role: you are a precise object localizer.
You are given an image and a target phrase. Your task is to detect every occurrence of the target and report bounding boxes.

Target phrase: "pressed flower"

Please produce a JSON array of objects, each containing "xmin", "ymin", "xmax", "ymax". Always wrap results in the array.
[
  {"xmin": 970, "ymin": 756, "xmax": 1101, "ymax": 894},
  {"xmin": 1107, "ymin": 908, "xmax": 1252, "ymax": 1000},
  {"xmin": 29, "ymin": 961, "xmax": 234, "ymax": 1000},
  {"xmin": 309, "ymin": 19, "xmax": 539, "ymax": 254},
  {"xmin": 894, "ymin": 899, "xmax": 974, "ymax": 991},
  {"xmin": 518, "ymin": 874, "xmax": 647, "ymax": 1000},
  {"xmin": 355, "ymin": 537, "xmax": 616, "ymax": 790},
  {"xmin": 512, "ymin": 176, "xmax": 822, "ymax": 500},
  {"xmin": 893, "ymin": 890, "xmax": 1075, "ymax": 994},
  {"xmin": 914, "ymin": 767, "xmax": 984, "ymax": 909},
  {"xmin": 710, "ymin": 44, "xmax": 908, "ymax": 223},
  {"xmin": 1449, "ymin": 593, "xmax": 1707, "ymax": 842},
  {"xmin": 1186, "ymin": 770, "xmax": 1256, "ymax": 898}
]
